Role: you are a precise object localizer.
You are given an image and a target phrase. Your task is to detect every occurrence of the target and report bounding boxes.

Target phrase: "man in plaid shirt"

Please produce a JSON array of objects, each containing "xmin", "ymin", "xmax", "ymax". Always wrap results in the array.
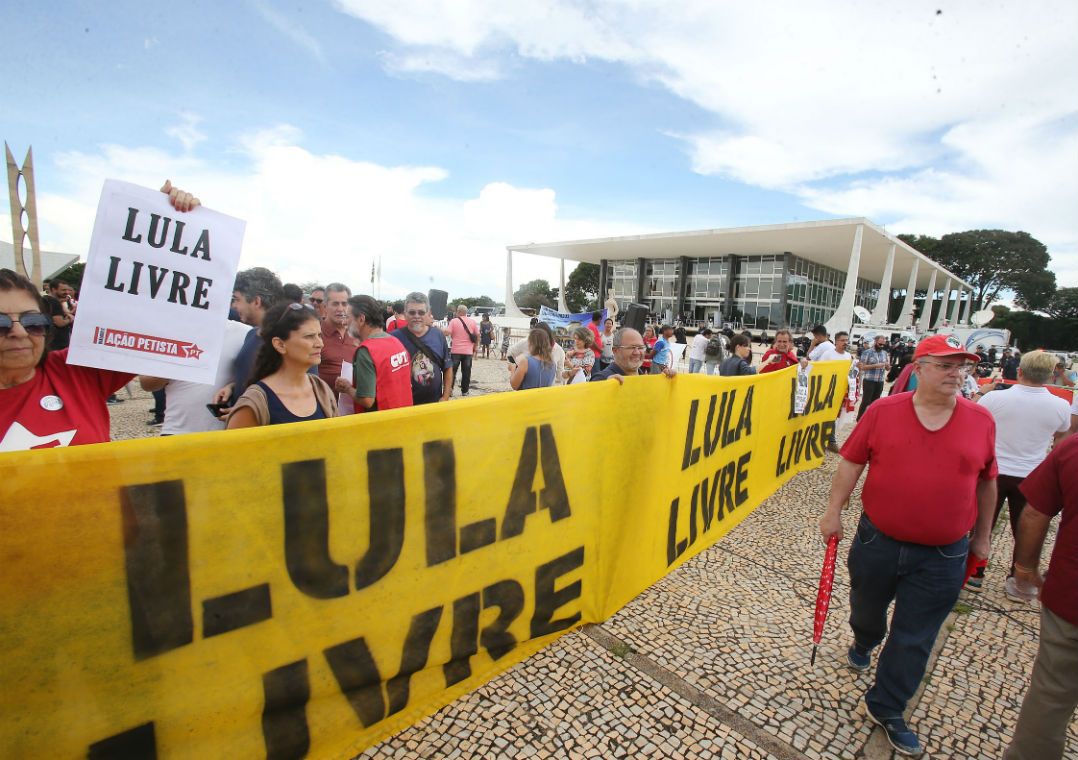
[{"xmin": 858, "ymin": 334, "xmax": 890, "ymax": 420}]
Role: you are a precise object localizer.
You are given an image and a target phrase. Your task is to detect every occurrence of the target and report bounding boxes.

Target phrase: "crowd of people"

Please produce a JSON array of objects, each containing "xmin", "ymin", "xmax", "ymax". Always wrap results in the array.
[{"xmin": 1, "ymin": 182, "xmax": 1076, "ymax": 759}]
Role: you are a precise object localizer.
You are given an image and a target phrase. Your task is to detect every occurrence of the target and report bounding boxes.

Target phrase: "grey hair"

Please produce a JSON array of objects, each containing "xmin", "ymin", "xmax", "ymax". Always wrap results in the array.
[
  {"xmin": 405, "ymin": 291, "xmax": 429, "ymax": 307},
  {"xmin": 611, "ymin": 327, "xmax": 637, "ymax": 349},
  {"xmin": 325, "ymin": 282, "xmax": 351, "ymax": 297}
]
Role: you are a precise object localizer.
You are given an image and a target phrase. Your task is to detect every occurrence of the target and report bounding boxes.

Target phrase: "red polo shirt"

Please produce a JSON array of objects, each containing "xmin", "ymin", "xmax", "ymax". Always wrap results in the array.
[
  {"xmin": 1020, "ymin": 435, "xmax": 1078, "ymax": 626},
  {"xmin": 318, "ymin": 320, "xmax": 359, "ymax": 387},
  {"xmin": 840, "ymin": 394, "xmax": 997, "ymax": 545}
]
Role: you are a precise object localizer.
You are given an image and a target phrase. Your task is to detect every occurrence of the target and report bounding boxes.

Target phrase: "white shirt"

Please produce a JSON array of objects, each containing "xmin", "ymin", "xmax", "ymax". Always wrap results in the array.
[
  {"xmin": 689, "ymin": 334, "xmax": 709, "ymax": 361},
  {"xmin": 979, "ymin": 384, "xmax": 1071, "ymax": 477},
  {"xmin": 815, "ymin": 345, "xmax": 854, "ymax": 365},
  {"xmin": 808, "ymin": 340, "xmax": 835, "ymax": 362},
  {"xmin": 162, "ymin": 320, "xmax": 251, "ymax": 435}
]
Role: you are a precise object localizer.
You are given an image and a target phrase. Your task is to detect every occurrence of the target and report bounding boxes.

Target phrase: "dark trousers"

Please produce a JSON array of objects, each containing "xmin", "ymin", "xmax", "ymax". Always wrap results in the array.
[
  {"xmin": 993, "ymin": 474, "xmax": 1027, "ymax": 574},
  {"xmin": 452, "ymin": 353, "xmax": 473, "ymax": 394},
  {"xmin": 857, "ymin": 379, "xmax": 884, "ymax": 420},
  {"xmin": 848, "ymin": 514, "xmax": 967, "ymax": 717},
  {"xmin": 151, "ymin": 388, "xmax": 166, "ymax": 421}
]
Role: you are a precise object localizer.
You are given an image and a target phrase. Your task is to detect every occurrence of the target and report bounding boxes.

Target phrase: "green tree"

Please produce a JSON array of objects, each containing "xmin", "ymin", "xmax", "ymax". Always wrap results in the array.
[
  {"xmin": 449, "ymin": 295, "xmax": 497, "ymax": 310},
  {"xmin": 1045, "ymin": 287, "xmax": 1078, "ymax": 320},
  {"xmin": 513, "ymin": 279, "xmax": 557, "ymax": 310},
  {"xmin": 50, "ymin": 262, "xmax": 85, "ymax": 292},
  {"xmin": 563, "ymin": 263, "xmax": 600, "ymax": 313},
  {"xmin": 899, "ymin": 230, "xmax": 1055, "ymax": 310}
]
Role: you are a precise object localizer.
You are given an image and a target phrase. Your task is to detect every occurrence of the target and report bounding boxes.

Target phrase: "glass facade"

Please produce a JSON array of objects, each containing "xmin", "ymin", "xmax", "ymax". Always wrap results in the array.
[
  {"xmin": 643, "ymin": 258, "xmax": 679, "ymax": 319},
  {"xmin": 607, "ymin": 259, "xmax": 637, "ymax": 305},
  {"xmin": 601, "ymin": 252, "xmax": 882, "ymax": 331},
  {"xmin": 784, "ymin": 255, "xmax": 877, "ymax": 330}
]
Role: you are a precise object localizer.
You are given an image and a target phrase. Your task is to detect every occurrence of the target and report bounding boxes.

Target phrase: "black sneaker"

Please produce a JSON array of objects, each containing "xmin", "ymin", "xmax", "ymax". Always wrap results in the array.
[
  {"xmin": 846, "ymin": 644, "xmax": 871, "ymax": 672},
  {"xmin": 865, "ymin": 701, "xmax": 923, "ymax": 757}
]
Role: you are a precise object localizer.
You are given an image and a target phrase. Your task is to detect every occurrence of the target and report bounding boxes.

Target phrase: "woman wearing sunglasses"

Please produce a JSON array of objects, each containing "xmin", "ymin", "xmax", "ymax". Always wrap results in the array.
[
  {"xmin": 226, "ymin": 302, "xmax": 337, "ymax": 428},
  {"xmin": 0, "ymin": 268, "xmax": 136, "ymax": 450},
  {"xmin": 0, "ymin": 181, "xmax": 201, "ymax": 451}
]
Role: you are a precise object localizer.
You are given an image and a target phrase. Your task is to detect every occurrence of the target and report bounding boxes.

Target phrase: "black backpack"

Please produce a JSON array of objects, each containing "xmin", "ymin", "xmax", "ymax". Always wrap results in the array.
[{"xmin": 704, "ymin": 336, "xmax": 724, "ymax": 357}]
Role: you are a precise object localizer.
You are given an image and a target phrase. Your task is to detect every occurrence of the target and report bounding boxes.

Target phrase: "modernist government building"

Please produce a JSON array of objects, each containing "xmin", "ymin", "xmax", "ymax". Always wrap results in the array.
[{"xmin": 504, "ymin": 218, "xmax": 975, "ymax": 335}]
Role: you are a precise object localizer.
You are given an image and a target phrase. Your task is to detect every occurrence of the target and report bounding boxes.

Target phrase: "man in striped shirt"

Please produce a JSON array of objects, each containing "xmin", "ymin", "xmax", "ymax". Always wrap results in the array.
[{"xmin": 858, "ymin": 334, "xmax": 890, "ymax": 420}]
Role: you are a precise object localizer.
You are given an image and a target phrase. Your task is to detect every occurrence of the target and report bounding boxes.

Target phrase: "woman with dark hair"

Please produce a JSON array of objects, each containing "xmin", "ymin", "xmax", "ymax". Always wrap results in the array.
[
  {"xmin": 227, "ymin": 303, "xmax": 336, "ymax": 428},
  {"xmin": 509, "ymin": 328, "xmax": 557, "ymax": 390},
  {"xmin": 0, "ymin": 268, "xmax": 134, "ymax": 450}
]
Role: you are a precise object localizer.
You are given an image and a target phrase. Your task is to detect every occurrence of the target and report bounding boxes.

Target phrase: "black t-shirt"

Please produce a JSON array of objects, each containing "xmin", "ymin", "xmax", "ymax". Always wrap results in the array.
[{"xmin": 44, "ymin": 295, "xmax": 72, "ymax": 350}]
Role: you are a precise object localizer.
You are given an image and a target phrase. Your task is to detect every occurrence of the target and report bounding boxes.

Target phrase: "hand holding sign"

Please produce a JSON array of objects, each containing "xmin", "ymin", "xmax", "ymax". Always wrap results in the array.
[{"xmin": 68, "ymin": 180, "xmax": 245, "ymax": 385}]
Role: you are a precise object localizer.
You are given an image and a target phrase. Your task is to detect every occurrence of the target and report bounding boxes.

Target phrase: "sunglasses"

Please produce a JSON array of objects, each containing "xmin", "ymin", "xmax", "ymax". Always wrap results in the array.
[
  {"xmin": 0, "ymin": 312, "xmax": 50, "ymax": 338},
  {"xmin": 309, "ymin": 298, "xmax": 324, "ymax": 304},
  {"xmin": 406, "ymin": 309, "xmax": 428, "ymax": 317}
]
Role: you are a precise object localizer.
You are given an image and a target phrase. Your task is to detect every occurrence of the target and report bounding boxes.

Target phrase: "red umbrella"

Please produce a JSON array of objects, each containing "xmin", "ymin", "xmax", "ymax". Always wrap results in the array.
[{"xmin": 811, "ymin": 534, "xmax": 840, "ymax": 665}]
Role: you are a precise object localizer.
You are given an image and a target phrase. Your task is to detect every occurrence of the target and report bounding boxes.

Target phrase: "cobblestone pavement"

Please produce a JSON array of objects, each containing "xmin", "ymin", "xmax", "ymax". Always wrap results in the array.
[{"xmin": 109, "ymin": 357, "xmax": 1076, "ymax": 759}]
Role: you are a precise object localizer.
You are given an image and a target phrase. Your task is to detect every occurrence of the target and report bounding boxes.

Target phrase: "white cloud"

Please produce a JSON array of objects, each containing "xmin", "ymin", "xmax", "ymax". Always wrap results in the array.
[
  {"xmin": 333, "ymin": 0, "xmax": 1078, "ymax": 284},
  {"xmin": 165, "ymin": 112, "xmax": 206, "ymax": 153},
  {"xmin": 33, "ymin": 128, "xmax": 650, "ymax": 299}
]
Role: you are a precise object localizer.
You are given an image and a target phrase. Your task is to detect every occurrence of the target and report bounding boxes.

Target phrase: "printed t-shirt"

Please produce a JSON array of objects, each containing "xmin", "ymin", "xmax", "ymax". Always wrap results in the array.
[
  {"xmin": 759, "ymin": 349, "xmax": 798, "ymax": 373},
  {"xmin": 0, "ymin": 349, "xmax": 133, "ymax": 451},
  {"xmin": 978, "ymin": 384, "xmax": 1070, "ymax": 477},
  {"xmin": 446, "ymin": 316, "xmax": 478, "ymax": 355},
  {"xmin": 1019, "ymin": 435, "xmax": 1078, "ymax": 626},
  {"xmin": 317, "ymin": 320, "xmax": 360, "ymax": 388},
  {"xmin": 840, "ymin": 394, "xmax": 997, "ymax": 545},
  {"xmin": 391, "ymin": 327, "xmax": 451, "ymax": 405}
]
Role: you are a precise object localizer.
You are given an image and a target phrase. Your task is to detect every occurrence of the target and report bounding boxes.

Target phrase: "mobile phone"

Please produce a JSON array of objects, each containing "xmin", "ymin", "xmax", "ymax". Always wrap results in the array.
[{"xmin": 206, "ymin": 402, "xmax": 228, "ymax": 416}]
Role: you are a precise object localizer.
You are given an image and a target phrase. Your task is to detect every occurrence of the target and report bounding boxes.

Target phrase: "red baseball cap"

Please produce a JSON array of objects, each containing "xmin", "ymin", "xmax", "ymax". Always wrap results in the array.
[{"xmin": 913, "ymin": 334, "xmax": 981, "ymax": 362}]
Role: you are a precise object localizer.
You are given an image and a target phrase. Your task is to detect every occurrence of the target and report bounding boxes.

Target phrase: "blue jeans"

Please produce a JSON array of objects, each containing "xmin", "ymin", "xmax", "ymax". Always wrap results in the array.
[
  {"xmin": 848, "ymin": 513, "xmax": 967, "ymax": 717},
  {"xmin": 688, "ymin": 358, "xmax": 703, "ymax": 374}
]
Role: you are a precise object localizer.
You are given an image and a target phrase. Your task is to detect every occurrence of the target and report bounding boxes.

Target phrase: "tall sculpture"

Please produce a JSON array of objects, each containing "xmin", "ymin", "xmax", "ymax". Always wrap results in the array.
[{"xmin": 5, "ymin": 143, "xmax": 42, "ymax": 289}]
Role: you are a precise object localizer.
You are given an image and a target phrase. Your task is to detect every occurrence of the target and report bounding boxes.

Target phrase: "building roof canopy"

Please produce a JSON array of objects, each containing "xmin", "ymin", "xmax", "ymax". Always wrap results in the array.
[{"xmin": 508, "ymin": 217, "xmax": 970, "ymax": 292}]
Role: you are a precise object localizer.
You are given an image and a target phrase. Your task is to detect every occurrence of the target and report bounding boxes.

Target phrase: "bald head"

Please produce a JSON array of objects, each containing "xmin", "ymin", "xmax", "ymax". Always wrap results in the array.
[{"xmin": 612, "ymin": 327, "xmax": 645, "ymax": 374}]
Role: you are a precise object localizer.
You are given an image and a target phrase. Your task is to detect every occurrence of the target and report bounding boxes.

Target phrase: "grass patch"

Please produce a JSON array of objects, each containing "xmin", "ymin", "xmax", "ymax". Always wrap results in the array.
[
  {"xmin": 609, "ymin": 641, "xmax": 634, "ymax": 658},
  {"xmin": 953, "ymin": 601, "xmax": 974, "ymax": 615}
]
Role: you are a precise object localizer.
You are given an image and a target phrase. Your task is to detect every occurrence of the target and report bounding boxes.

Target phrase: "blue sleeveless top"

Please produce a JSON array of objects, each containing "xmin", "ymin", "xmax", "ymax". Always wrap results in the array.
[
  {"xmin": 257, "ymin": 381, "xmax": 328, "ymax": 425},
  {"xmin": 520, "ymin": 356, "xmax": 556, "ymax": 390}
]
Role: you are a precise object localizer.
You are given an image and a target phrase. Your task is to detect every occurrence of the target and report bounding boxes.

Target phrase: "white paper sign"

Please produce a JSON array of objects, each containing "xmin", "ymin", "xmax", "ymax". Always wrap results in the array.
[
  {"xmin": 668, "ymin": 342, "xmax": 687, "ymax": 365},
  {"xmin": 338, "ymin": 361, "xmax": 356, "ymax": 416},
  {"xmin": 794, "ymin": 366, "xmax": 810, "ymax": 415},
  {"xmin": 69, "ymin": 180, "xmax": 245, "ymax": 384}
]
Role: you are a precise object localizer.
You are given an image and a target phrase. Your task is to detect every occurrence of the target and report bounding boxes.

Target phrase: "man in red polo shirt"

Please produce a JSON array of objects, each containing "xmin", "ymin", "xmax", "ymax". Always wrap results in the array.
[
  {"xmin": 820, "ymin": 334, "xmax": 998, "ymax": 757},
  {"xmin": 318, "ymin": 283, "xmax": 360, "ymax": 388},
  {"xmin": 1004, "ymin": 434, "xmax": 1078, "ymax": 760}
]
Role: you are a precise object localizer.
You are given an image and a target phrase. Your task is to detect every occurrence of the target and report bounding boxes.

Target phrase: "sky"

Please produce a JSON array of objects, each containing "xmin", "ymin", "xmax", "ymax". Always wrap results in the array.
[{"xmin": 2, "ymin": 0, "xmax": 1076, "ymax": 304}]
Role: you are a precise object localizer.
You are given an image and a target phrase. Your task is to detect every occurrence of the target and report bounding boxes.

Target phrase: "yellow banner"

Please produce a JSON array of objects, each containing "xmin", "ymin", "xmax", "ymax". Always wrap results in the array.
[{"xmin": 0, "ymin": 363, "xmax": 846, "ymax": 759}]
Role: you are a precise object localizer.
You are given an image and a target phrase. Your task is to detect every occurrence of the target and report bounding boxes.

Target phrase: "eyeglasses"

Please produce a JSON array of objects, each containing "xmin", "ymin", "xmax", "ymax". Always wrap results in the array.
[
  {"xmin": 919, "ymin": 359, "xmax": 973, "ymax": 374},
  {"xmin": 309, "ymin": 298, "xmax": 324, "ymax": 304},
  {"xmin": 616, "ymin": 344, "xmax": 647, "ymax": 352},
  {"xmin": 0, "ymin": 312, "xmax": 50, "ymax": 337},
  {"xmin": 406, "ymin": 309, "xmax": 428, "ymax": 317}
]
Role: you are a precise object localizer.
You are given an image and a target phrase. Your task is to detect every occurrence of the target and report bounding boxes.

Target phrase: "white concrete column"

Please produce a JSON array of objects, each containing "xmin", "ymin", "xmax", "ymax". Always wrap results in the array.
[
  {"xmin": 932, "ymin": 277, "xmax": 951, "ymax": 329},
  {"xmin": 918, "ymin": 269, "xmax": 938, "ymax": 333},
  {"xmin": 948, "ymin": 286, "xmax": 962, "ymax": 324},
  {"xmin": 558, "ymin": 258, "xmax": 570, "ymax": 313},
  {"xmin": 503, "ymin": 250, "xmax": 526, "ymax": 318},
  {"xmin": 870, "ymin": 242, "xmax": 896, "ymax": 324},
  {"xmin": 897, "ymin": 258, "xmax": 920, "ymax": 327},
  {"xmin": 824, "ymin": 224, "xmax": 863, "ymax": 335},
  {"xmin": 959, "ymin": 290, "xmax": 972, "ymax": 324}
]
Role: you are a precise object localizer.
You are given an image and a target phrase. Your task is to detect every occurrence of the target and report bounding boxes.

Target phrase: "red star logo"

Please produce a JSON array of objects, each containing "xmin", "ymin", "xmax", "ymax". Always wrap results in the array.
[{"xmin": 182, "ymin": 343, "xmax": 204, "ymax": 360}]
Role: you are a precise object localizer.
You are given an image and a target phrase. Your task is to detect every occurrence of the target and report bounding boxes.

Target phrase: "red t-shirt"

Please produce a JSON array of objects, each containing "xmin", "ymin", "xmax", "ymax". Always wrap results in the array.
[
  {"xmin": 386, "ymin": 316, "xmax": 406, "ymax": 333},
  {"xmin": 1019, "ymin": 435, "xmax": 1078, "ymax": 626},
  {"xmin": 759, "ymin": 349, "xmax": 799, "ymax": 373},
  {"xmin": 587, "ymin": 323, "xmax": 603, "ymax": 358},
  {"xmin": 840, "ymin": 394, "xmax": 998, "ymax": 545},
  {"xmin": 0, "ymin": 349, "xmax": 133, "ymax": 451}
]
